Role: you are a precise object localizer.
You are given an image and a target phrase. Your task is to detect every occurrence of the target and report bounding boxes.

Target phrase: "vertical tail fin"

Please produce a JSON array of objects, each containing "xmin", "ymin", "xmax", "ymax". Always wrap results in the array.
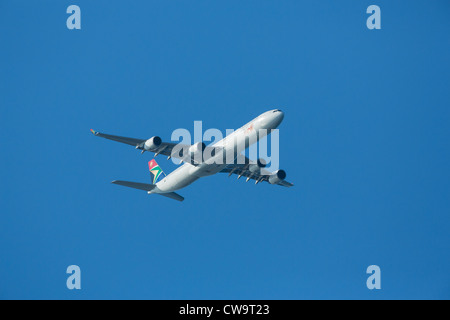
[{"xmin": 148, "ymin": 159, "xmax": 164, "ymax": 184}]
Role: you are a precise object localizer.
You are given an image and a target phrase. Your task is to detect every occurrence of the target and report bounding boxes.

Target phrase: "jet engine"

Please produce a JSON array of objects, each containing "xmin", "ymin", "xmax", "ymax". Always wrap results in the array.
[
  {"xmin": 189, "ymin": 142, "xmax": 206, "ymax": 157},
  {"xmin": 144, "ymin": 136, "xmax": 162, "ymax": 151},
  {"xmin": 268, "ymin": 170, "xmax": 287, "ymax": 184},
  {"xmin": 249, "ymin": 158, "xmax": 267, "ymax": 173}
]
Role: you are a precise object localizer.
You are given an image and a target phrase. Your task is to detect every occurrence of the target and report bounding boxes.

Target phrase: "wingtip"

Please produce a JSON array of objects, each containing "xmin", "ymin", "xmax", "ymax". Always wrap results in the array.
[{"xmin": 90, "ymin": 129, "xmax": 98, "ymax": 135}]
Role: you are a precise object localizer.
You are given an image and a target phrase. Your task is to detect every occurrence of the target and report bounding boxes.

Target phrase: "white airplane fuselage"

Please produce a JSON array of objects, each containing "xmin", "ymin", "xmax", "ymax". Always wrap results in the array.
[{"xmin": 150, "ymin": 110, "xmax": 284, "ymax": 194}]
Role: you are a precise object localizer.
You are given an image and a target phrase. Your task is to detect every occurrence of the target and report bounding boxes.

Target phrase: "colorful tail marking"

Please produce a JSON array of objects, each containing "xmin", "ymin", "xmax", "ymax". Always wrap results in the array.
[{"xmin": 148, "ymin": 159, "xmax": 164, "ymax": 184}]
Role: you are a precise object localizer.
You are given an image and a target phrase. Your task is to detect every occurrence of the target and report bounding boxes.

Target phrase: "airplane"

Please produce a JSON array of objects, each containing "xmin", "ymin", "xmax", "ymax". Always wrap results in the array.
[{"xmin": 91, "ymin": 109, "xmax": 293, "ymax": 201}]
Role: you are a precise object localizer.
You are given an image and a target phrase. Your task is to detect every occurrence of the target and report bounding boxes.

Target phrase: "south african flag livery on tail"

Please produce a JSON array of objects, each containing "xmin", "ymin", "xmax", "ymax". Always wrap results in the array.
[{"xmin": 148, "ymin": 159, "xmax": 164, "ymax": 184}]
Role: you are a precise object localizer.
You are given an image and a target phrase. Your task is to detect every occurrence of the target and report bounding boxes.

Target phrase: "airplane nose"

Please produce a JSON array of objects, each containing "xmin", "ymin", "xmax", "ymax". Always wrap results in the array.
[
  {"xmin": 274, "ymin": 109, "xmax": 284, "ymax": 123},
  {"xmin": 270, "ymin": 109, "xmax": 284, "ymax": 128}
]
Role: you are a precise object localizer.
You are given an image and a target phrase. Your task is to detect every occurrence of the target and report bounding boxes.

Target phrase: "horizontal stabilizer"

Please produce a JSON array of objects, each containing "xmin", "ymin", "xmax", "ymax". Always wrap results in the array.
[
  {"xmin": 158, "ymin": 192, "xmax": 184, "ymax": 202},
  {"xmin": 112, "ymin": 180, "xmax": 184, "ymax": 201},
  {"xmin": 111, "ymin": 180, "xmax": 156, "ymax": 191}
]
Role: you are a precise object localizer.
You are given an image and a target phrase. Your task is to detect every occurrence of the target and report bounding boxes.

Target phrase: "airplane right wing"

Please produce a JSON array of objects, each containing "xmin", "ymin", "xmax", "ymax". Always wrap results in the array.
[
  {"xmin": 90, "ymin": 129, "xmax": 185, "ymax": 157},
  {"xmin": 90, "ymin": 129, "xmax": 219, "ymax": 165}
]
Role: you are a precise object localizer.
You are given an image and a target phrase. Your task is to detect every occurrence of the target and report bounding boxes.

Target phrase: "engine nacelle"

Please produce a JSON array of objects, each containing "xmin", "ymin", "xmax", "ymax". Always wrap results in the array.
[
  {"xmin": 144, "ymin": 136, "xmax": 162, "ymax": 151},
  {"xmin": 249, "ymin": 158, "xmax": 267, "ymax": 173},
  {"xmin": 268, "ymin": 170, "xmax": 287, "ymax": 184},
  {"xmin": 189, "ymin": 142, "xmax": 206, "ymax": 156}
]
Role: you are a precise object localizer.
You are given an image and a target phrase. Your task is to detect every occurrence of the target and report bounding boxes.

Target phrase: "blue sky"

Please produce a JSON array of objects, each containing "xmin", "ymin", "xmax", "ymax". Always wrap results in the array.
[{"xmin": 1, "ymin": 1, "xmax": 449, "ymax": 299}]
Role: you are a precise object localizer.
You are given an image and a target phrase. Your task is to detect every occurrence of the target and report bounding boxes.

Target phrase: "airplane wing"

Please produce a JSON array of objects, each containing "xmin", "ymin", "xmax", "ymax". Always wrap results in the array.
[
  {"xmin": 220, "ymin": 160, "xmax": 294, "ymax": 187},
  {"xmin": 90, "ymin": 129, "xmax": 221, "ymax": 165},
  {"xmin": 90, "ymin": 129, "xmax": 188, "ymax": 158}
]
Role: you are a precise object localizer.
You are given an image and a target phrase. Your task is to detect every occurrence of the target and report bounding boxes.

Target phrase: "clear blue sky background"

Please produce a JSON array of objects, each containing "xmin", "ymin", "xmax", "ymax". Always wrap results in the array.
[{"xmin": 1, "ymin": 1, "xmax": 449, "ymax": 299}]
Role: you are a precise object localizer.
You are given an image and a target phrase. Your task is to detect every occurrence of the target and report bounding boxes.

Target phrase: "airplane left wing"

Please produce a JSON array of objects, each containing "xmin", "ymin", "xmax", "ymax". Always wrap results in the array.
[{"xmin": 220, "ymin": 162, "xmax": 294, "ymax": 187}]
